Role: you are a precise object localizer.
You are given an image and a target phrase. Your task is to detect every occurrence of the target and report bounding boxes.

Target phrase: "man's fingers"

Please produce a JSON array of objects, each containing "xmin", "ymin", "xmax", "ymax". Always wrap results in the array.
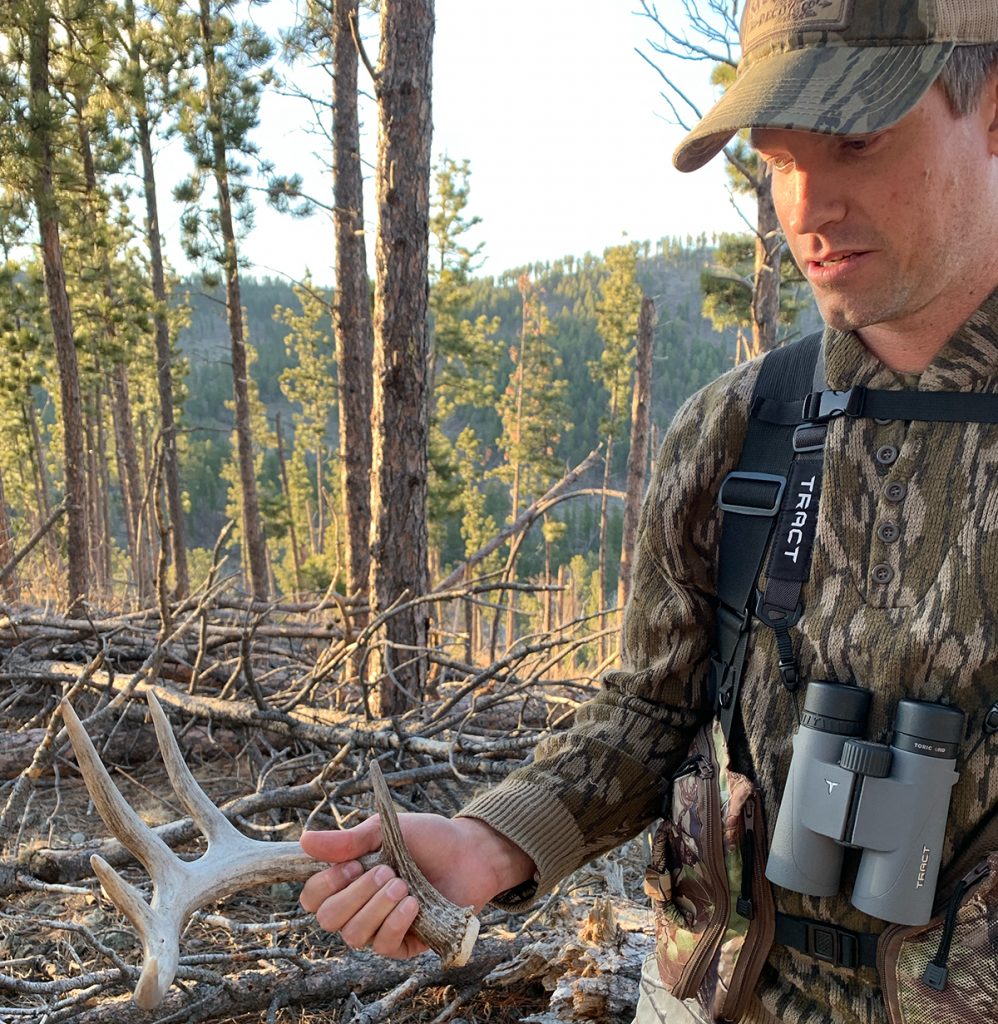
[
  {"xmin": 298, "ymin": 859, "xmax": 364, "ymax": 913},
  {"xmin": 370, "ymin": 895, "xmax": 421, "ymax": 958},
  {"xmin": 338, "ymin": 872, "xmax": 411, "ymax": 948}
]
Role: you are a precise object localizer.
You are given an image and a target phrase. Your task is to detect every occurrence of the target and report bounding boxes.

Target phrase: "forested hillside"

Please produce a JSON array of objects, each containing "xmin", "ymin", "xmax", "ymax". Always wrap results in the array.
[{"xmin": 174, "ymin": 236, "xmax": 785, "ymax": 591}]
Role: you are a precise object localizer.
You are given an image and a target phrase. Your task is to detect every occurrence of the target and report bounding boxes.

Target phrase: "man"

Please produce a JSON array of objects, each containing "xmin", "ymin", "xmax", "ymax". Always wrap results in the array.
[{"xmin": 300, "ymin": 1, "xmax": 998, "ymax": 1020}]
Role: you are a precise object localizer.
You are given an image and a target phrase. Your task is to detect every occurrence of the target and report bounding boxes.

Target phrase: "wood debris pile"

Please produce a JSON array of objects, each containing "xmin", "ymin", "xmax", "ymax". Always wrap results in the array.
[{"xmin": 0, "ymin": 583, "xmax": 652, "ymax": 1024}]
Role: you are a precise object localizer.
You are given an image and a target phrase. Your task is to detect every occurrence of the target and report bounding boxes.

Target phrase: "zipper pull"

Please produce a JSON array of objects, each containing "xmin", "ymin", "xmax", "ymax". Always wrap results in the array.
[
  {"xmin": 921, "ymin": 861, "xmax": 991, "ymax": 991},
  {"xmin": 737, "ymin": 798, "xmax": 756, "ymax": 919},
  {"xmin": 672, "ymin": 754, "xmax": 713, "ymax": 781}
]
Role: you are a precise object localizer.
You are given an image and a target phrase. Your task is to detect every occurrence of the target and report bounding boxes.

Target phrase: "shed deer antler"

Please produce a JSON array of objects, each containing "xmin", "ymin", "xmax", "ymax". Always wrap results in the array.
[{"xmin": 61, "ymin": 695, "xmax": 479, "ymax": 1009}]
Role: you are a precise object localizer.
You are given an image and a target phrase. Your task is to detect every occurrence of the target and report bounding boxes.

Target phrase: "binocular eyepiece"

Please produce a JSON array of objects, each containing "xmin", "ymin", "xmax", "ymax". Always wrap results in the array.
[{"xmin": 765, "ymin": 681, "xmax": 964, "ymax": 925}]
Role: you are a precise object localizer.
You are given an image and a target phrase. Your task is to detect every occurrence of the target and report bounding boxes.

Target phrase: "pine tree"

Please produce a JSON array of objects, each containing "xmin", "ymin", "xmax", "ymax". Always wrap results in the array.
[
  {"xmin": 111, "ymin": 0, "xmax": 192, "ymax": 597},
  {"xmin": 427, "ymin": 157, "xmax": 501, "ymax": 553},
  {"xmin": 368, "ymin": 0, "xmax": 435, "ymax": 714},
  {"xmin": 494, "ymin": 273, "xmax": 571, "ymax": 646},
  {"xmin": 592, "ymin": 243, "xmax": 641, "ymax": 647},
  {"xmin": 2, "ymin": 0, "xmax": 92, "ymax": 611},
  {"xmin": 172, "ymin": 0, "xmax": 280, "ymax": 599},
  {"xmin": 275, "ymin": 277, "xmax": 337, "ymax": 583}
]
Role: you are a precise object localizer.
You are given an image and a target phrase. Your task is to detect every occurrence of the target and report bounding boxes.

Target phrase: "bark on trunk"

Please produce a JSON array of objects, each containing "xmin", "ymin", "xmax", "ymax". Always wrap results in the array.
[
  {"xmin": 597, "ymin": 431, "xmax": 614, "ymax": 663},
  {"xmin": 368, "ymin": 0, "xmax": 434, "ymax": 715},
  {"xmin": 199, "ymin": 0, "xmax": 268, "ymax": 600},
  {"xmin": 109, "ymin": 366, "xmax": 154, "ymax": 600},
  {"xmin": 0, "ymin": 467, "xmax": 18, "ymax": 601},
  {"xmin": 751, "ymin": 166, "xmax": 782, "ymax": 354},
  {"xmin": 274, "ymin": 412, "xmax": 303, "ymax": 596},
  {"xmin": 28, "ymin": 0, "xmax": 89, "ymax": 613},
  {"xmin": 24, "ymin": 396, "xmax": 52, "ymax": 519},
  {"xmin": 332, "ymin": 0, "xmax": 374, "ymax": 607},
  {"xmin": 618, "ymin": 296, "xmax": 655, "ymax": 610},
  {"xmin": 136, "ymin": 100, "xmax": 189, "ymax": 598}
]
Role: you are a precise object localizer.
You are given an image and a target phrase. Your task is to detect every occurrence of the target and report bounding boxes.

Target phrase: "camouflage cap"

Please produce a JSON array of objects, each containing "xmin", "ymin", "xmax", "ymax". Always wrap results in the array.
[{"xmin": 673, "ymin": 0, "xmax": 998, "ymax": 173}]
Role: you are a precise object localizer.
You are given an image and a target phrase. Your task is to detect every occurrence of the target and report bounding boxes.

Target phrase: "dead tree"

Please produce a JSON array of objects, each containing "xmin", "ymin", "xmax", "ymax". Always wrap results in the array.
[
  {"xmin": 618, "ymin": 296, "xmax": 656, "ymax": 610},
  {"xmin": 637, "ymin": 0, "xmax": 784, "ymax": 353}
]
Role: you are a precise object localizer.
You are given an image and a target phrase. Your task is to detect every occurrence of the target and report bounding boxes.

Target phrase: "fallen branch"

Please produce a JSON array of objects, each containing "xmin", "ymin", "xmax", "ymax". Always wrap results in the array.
[{"xmin": 0, "ymin": 500, "xmax": 67, "ymax": 586}]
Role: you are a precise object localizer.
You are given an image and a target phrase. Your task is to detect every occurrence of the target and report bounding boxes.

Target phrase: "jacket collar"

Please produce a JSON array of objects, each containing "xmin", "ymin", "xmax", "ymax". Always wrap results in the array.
[{"xmin": 822, "ymin": 287, "xmax": 998, "ymax": 393}]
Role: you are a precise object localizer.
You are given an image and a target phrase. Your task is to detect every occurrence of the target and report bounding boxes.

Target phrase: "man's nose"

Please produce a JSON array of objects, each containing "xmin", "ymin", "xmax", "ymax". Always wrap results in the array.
[{"xmin": 782, "ymin": 166, "xmax": 847, "ymax": 236}]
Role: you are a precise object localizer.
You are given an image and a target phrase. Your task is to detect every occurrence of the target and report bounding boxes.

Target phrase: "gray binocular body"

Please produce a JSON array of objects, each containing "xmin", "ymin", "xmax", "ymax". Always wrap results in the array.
[{"xmin": 765, "ymin": 681, "xmax": 964, "ymax": 925}]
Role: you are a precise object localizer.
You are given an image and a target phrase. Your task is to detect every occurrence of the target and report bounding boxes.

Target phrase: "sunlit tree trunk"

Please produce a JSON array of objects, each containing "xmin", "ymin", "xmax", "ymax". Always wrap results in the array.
[
  {"xmin": 618, "ymin": 295, "xmax": 655, "ymax": 611},
  {"xmin": 136, "ymin": 105, "xmax": 189, "ymax": 598},
  {"xmin": 199, "ymin": 0, "xmax": 268, "ymax": 599},
  {"xmin": 0, "ymin": 467, "xmax": 18, "ymax": 601},
  {"xmin": 368, "ymin": 0, "xmax": 434, "ymax": 715},
  {"xmin": 752, "ymin": 166, "xmax": 782, "ymax": 353},
  {"xmin": 27, "ymin": 0, "xmax": 89, "ymax": 612},
  {"xmin": 332, "ymin": 0, "xmax": 374, "ymax": 609}
]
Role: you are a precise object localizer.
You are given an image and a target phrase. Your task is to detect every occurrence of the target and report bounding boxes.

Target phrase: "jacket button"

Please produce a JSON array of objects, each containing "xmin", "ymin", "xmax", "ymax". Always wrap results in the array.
[
  {"xmin": 872, "ymin": 563, "xmax": 894, "ymax": 584},
  {"xmin": 877, "ymin": 522, "xmax": 900, "ymax": 543},
  {"xmin": 884, "ymin": 481, "xmax": 907, "ymax": 502},
  {"xmin": 876, "ymin": 445, "xmax": 899, "ymax": 466}
]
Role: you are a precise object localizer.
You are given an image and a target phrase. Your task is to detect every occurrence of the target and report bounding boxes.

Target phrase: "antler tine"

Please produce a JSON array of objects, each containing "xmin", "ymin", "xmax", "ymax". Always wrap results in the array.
[
  {"xmin": 144, "ymin": 691, "xmax": 244, "ymax": 846},
  {"xmin": 60, "ymin": 700, "xmax": 176, "ymax": 876},
  {"xmin": 367, "ymin": 761, "xmax": 480, "ymax": 968}
]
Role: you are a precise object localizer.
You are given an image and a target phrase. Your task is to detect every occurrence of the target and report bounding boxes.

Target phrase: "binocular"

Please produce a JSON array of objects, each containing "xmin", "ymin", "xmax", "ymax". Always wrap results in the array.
[{"xmin": 766, "ymin": 681, "xmax": 964, "ymax": 925}]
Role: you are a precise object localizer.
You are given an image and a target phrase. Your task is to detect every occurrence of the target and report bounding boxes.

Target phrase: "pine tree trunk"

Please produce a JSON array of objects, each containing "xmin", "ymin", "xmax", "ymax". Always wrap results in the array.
[
  {"xmin": 108, "ymin": 366, "xmax": 153, "ymax": 601},
  {"xmin": 332, "ymin": 0, "xmax": 374, "ymax": 607},
  {"xmin": 136, "ymin": 104, "xmax": 189, "ymax": 598},
  {"xmin": 752, "ymin": 167, "xmax": 782, "ymax": 353},
  {"xmin": 597, "ymin": 431, "xmax": 614, "ymax": 663},
  {"xmin": 368, "ymin": 0, "xmax": 434, "ymax": 715},
  {"xmin": 199, "ymin": 0, "xmax": 268, "ymax": 599},
  {"xmin": 23, "ymin": 396, "xmax": 52, "ymax": 519},
  {"xmin": 28, "ymin": 0, "xmax": 88, "ymax": 613},
  {"xmin": 76, "ymin": 105, "xmax": 153, "ymax": 604},
  {"xmin": 618, "ymin": 296, "xmax": 655, "ymax": 610},
  {"xmin": 0, "ymin": 466, "xmax": 18, "ymax": 601},
  {"xmin": 275, "ymin": 412, "xmax": 303, "ymax": 595}
]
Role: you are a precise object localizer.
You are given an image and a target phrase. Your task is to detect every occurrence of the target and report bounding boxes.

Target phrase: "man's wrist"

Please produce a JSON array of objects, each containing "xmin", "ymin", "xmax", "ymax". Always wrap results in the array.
[{"xmin": 456, "ymin": 815, "xmax": 536, "ymax": 897}]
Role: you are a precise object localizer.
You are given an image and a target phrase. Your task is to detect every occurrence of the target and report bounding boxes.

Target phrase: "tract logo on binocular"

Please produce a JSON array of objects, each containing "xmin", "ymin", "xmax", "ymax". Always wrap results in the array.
[{"xmin": 766, "ymin": 681, "xmax": 965, "ymax": 925}]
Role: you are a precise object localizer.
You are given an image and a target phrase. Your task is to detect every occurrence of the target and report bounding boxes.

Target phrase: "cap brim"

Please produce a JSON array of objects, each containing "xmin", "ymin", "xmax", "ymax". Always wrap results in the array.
[{"xmin": 673, "ymin": 42, "xmax": 953, "ymax": 172}]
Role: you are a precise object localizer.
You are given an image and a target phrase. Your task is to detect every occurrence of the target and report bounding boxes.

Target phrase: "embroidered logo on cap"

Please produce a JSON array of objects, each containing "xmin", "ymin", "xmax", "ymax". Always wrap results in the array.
[{"xmin": 744, "ymin": 0, "xmax": 851, "ymax": 50}]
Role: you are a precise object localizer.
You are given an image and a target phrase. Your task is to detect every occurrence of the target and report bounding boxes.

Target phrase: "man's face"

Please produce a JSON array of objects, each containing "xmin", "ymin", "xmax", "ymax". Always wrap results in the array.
[{"xmin": 751, "ymin": 81, "xmax": 998, "ymax": 346}]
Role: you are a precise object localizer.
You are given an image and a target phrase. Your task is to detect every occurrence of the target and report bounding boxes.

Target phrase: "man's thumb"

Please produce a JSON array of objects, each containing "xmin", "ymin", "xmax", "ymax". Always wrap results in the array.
[{"xmin": 300, "ymin": 817, "xmax": 382, "ymax": 863}]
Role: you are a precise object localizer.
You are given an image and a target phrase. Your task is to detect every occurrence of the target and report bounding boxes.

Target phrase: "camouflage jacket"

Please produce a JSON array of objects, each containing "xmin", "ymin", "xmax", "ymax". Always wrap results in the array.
[{"xmin": 459, "ymin": 288, "xmax": 998, "ymax": 1024}]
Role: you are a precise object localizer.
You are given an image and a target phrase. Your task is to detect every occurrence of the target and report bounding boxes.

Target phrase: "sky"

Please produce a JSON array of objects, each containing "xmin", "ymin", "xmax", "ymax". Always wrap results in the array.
[{"xmin": 156, "ymin": 0, "xmax": 748, "ymax": 286}]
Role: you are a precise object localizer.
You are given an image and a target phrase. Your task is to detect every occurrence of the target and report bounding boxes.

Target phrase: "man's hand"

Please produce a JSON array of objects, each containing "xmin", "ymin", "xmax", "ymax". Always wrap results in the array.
[{"xmin": 299, "ymin": 813, "xmax": 535, "ymax": 959}]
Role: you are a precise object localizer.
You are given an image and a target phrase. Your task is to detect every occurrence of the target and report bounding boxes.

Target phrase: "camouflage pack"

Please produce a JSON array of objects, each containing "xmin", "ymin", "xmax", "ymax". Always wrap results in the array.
[
  {"xmin": 644, "ymin": 719, "xmax": 775, "ymax": 1022},
  {"xmin": 878, "ymin": 850, "xmax": 998, "ymax": 1024}
]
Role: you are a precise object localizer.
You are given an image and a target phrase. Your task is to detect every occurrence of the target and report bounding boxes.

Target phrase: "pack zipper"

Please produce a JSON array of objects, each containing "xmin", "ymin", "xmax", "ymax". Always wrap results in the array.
[
  {"xmin": 920, "ymin": 860, "xmax": 990, "ymax": 990},
  {"xmin": 721, "ymin": 792, "xmax": 776, "ymax": 1022},
  {"xmin": 877, "ymin": 858, "xmax": 992, "ymax": 1014},
  {"xmin": 672, "ymin": 727, "xmax": 730, "ymax": 999}
]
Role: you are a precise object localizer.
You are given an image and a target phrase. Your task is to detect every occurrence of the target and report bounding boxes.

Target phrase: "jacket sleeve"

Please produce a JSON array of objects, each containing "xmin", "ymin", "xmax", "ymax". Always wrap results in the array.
[{"xmin": 457, "ymin": 359, "xmax": 761, "ymax": 909}]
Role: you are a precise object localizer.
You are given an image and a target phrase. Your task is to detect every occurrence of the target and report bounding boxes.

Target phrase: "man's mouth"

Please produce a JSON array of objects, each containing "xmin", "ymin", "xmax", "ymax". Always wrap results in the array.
[{"xmin": 812, "ymin": 252, "xmax": 861, "ymax": 267}]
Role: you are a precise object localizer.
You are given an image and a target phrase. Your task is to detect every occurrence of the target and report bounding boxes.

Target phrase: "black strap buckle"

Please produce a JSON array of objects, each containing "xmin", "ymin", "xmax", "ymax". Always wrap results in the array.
[
  {"xmin": 802, "ymin": 388, "xmax": 865, "ymax": 422},
  {"xmin": 717, "ymin": 471, "xmax": 786, "ymax": 517},
  {"xmin": 805, "ymin": 922, "xmax": 860, "ymax": 969},
  {"xmin": 792, "ymin": 422, "xmax": 827, "ymax": 453}
]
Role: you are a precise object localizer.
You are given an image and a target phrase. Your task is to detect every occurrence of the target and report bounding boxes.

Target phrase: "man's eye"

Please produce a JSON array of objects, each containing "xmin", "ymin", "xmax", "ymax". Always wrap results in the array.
[
  {"xmin": 766, "ymin": 155, "xmax": 793, "ymax": 172},
  {"xmin": 843, "ymin": 134, "xmax": 882, "ymax": 154}
]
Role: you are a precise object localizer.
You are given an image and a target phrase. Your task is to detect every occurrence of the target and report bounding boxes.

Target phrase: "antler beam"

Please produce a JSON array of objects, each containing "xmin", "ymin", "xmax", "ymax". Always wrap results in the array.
[{"xmin": 61, "ymin": 695, "xmax": 479, "ymax": 1009}]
